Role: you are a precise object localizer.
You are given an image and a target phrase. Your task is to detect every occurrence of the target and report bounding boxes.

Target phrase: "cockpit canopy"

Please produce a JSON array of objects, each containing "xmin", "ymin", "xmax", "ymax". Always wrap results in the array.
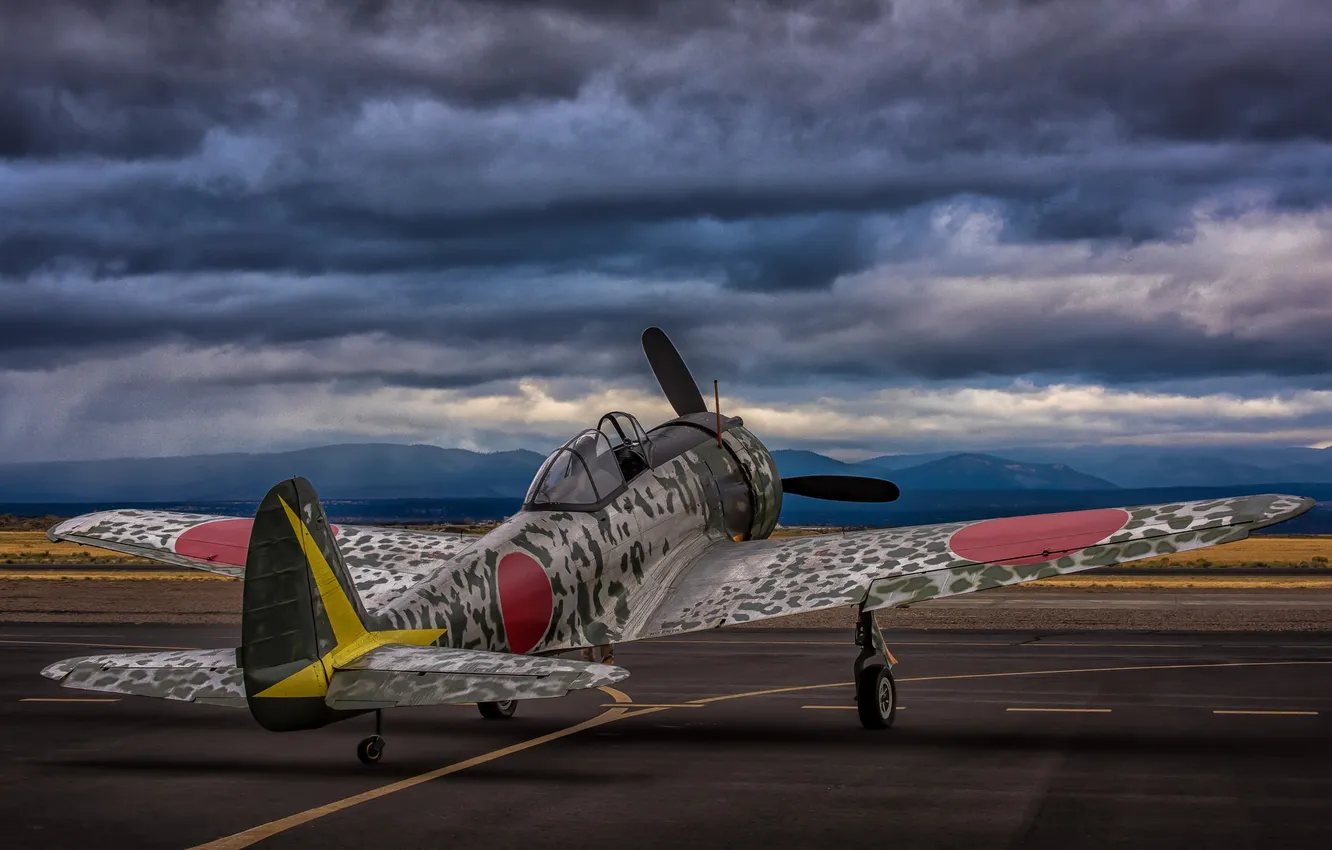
[{"xmin": 524, "ymin": 412, "xmax": 652, "ymax": 511}]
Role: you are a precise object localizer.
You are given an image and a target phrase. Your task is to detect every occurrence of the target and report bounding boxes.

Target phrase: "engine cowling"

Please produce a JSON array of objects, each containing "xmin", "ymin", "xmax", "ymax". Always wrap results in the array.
[{"xmin": 721, "ymin": 424, "xmax": 783, "ymax": 541}]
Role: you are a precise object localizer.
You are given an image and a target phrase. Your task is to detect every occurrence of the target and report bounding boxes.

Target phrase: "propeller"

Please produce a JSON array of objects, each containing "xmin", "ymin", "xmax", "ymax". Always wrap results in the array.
[
  {"xmin": 640, "ymin": 326, "xmax": 900, "ymax": 503},
  {"xmin": 642, "ymin": 327, "xmax": 707, "ymax": 416},
  {"xmin": 781, "ymin": 475, "xmax": 900, "ymax": 503}
]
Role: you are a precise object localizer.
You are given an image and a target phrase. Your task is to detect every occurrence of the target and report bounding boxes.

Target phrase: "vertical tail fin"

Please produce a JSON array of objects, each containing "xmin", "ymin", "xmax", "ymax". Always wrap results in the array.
[
  {"xmin": 240, "ymin": 477, "xmax": 369, "ymax": 730},
  {"xmin": 241, "ymin": 477, "xmax": 445, "ymax": 731}
]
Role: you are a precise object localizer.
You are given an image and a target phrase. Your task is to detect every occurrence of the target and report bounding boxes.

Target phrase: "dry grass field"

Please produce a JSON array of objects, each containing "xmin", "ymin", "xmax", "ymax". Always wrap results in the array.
[
  {"xmin": 0, "ymin": 531, "xmax": 152, "ymax": 564},
  {"xmin": 1030, "ymin": 574, "xmax": 1332, "ymax": 589},
  {"xmin": 1130, "ymin": 536, "xmax": 1332, "ymax": 568}
]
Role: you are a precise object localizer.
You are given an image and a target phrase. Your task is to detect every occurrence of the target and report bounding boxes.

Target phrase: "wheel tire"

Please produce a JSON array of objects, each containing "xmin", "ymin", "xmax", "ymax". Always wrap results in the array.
[
  {"xmin": 357, "ymin": 735, "xmax": 385, "ymax": 765},
  {"xmin": 856, "ymin": 664, "xmax": 896, "ymax": 730},
  {"xmin": 478, "ymin": 699, "xmax": 517, "ymax": 720}
]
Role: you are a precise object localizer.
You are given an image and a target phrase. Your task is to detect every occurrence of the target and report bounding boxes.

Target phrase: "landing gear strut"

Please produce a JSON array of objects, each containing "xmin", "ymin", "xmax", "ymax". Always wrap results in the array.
[
  {"xmin": 478, "ymin": 699, "xmax": 517, "ymax": 720},
  {"xmin": 852, "ymin": 609, "xmax": 896, "ymax": 730},
  {"xmin": 357, "ymin": 709, "xmax": 386, "ymax": 764}
]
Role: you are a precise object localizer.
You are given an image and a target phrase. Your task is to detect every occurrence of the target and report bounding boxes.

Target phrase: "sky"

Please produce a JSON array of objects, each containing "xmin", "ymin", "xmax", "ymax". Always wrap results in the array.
[{"xmin": 2, "ymin": 0, "xmax": 1332, "ymax": 463}]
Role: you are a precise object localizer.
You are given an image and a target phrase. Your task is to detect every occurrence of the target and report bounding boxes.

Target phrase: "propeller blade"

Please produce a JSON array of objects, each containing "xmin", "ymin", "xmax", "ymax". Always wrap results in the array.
[
  {"xmin": 781, "ymin": 475, "xmax": 901, "ymax": 503},
  {"xmin": 642, "ymin": 327, "xmax": 707, "ymax": 416}
]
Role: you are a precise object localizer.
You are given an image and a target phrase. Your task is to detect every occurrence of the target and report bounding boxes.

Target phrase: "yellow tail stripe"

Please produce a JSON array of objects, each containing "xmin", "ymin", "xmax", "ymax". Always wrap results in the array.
[
  {"xmin": 279, "ymin": 496, "xmax": 366, "ymax": 649},
  {"xmin": 253, "ymin": 496, "xmax": 445, "ymax": 699}
]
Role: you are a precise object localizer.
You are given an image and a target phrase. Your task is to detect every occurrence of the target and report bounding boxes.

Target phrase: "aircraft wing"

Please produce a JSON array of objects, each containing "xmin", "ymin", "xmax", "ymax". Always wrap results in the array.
[
  {"xmin": 41, "ymin": 645, "xmax": 627, "ymax": 709},
  {"xmin": 639, "ymin": 493, "xmax": 1313, "ymax": 637},
  {"xmin": 47, "ymin": 510, "xmax": 479, "ymax": 606}
]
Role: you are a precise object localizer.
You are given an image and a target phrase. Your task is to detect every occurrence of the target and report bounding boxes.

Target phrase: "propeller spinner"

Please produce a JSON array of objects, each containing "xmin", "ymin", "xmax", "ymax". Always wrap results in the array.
[{"xmin": 640, "ymin": 327, "xmax": 899, "ymax": 503}]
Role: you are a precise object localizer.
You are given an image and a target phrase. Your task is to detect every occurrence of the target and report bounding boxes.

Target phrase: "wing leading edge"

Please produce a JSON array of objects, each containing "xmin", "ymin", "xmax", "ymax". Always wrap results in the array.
[{"xmin": 639, "ymin": 493, "xmax": 1313, "ymax": 637}]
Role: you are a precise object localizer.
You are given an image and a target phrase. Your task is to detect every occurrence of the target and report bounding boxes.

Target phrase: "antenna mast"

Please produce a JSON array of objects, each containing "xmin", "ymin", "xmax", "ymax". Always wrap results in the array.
[{"xmin": 714, "ymin": 380, "xmax": 722, "ymax": 448}]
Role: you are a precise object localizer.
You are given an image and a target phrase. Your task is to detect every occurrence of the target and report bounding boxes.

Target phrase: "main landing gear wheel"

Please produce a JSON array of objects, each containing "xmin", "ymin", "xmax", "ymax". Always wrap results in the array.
[
  {"xmin": 357, "ymin": 735, "xmax": 385, "ymax": 764},
  {"xmin": 856, "ymin": 663, "xmax": 896, "ymax": 730},
  {"xmin": 478, "ymin": 699, "xmax": 517, "ymax": 720}
]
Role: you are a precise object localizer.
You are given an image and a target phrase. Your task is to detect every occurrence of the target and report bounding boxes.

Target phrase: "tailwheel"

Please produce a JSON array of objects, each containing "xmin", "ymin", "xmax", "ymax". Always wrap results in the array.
[
  {"xmin": 856, "ymin": 663, "xmax": 896, "ymax": 730},
  {"xmin": 357, "ymin": 735, "xmax": 385, "ymax": 765},
  {"xmin": 478, "ymin": 699, "xmax": 517, "ymax": 720}
]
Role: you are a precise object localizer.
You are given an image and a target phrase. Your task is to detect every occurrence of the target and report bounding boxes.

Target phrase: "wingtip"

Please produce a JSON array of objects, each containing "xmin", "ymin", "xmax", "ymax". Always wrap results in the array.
[
  {"xmin": 46, "ymin": 510, "xmax": 115, "ymax": 543},
  {"xmin": 46, "ymin": 514, "xmax": 84, "ymax": 542},
  {"xmin": 1247, "ymin": 493, "xmax": 1317, "ymax": 529},
  {"xmin": 41, "ymin": 658, "xmax": 79, "ymax": 681},
  {"xmin": 573, "ymin": 663, "xmax": 631, "ymax": 690}
]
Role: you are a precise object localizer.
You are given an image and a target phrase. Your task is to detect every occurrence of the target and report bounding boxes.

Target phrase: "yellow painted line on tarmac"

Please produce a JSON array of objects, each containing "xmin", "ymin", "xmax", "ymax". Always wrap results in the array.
[
  {"xmin": 0, "ymin": 639, "xmax": 200, "ymax": 650},
  {"xmin": 1007, "ymin": 707, "xmax": 1112, "ymax": 713},
  {"xmin": 677, "ymin": 659, "xmax": 1332, "ymax": 707},
  {"xmin": 20, "ymin": 697, "xmax": 120, "ymax": 703},
  {"xmin": 188, "ymin": 658, "xmax": 1332, "ymax": 849},
  {"xmin": 896, "ymin": 659, "xmax": 1332, "ymax": 686},
  {"xmin": 1213, "ymin": 710, "xmax": 1319, "ymax": 716},
  {"xmin": 801, "ymin": 705, "xmax": 903, "ymax": 710},
  {"xmin": 688, "ymin": 680, "xmax": 853, "ymax": 704},
  {"xmin": 599, "ymin": 703, "xmax": 704, "ymax": 709},
  {"xmin": 188, "ymin": 685, "xmax": 660, "ymax": 850},
  {"xmin": 0, "ymin": 633, "xmax": 125, "ymax": 638},
  {"xmin": 801, "ymin": 704, "xmax": 856, "ymax": 710}
]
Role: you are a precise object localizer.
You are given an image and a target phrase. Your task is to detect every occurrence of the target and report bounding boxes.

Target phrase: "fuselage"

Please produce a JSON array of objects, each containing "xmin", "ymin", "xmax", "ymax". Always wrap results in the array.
[{"xmin": 372, "ymin": 416, "xmax": 782, "ymax": 655}]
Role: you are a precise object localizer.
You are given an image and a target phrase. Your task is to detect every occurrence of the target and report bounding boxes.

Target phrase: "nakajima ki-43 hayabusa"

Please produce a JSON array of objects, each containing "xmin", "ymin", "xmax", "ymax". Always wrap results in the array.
[{"xmin": 41, "ymin": 329, "xmax": 1313, "ymax": 763}]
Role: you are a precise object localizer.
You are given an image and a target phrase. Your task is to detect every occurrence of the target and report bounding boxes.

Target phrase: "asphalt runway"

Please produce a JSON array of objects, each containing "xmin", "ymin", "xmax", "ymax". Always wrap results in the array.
[{"xmin": 4, "ymin": 624, "xmax": 1332, "ymax": 850}]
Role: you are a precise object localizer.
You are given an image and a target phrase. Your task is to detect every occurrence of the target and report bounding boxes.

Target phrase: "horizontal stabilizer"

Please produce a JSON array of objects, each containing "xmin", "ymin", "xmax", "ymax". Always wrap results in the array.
[
  {"xmin": 40, "ymin": 644, "xmax": 627, "ymax": 711},
  {"xmin": 325, "ymin": 644, "xmax": 629, "ymax": 710},
  {"xmin": 41, "ymin": 649, "xmax": 247, "ymax": 707}
]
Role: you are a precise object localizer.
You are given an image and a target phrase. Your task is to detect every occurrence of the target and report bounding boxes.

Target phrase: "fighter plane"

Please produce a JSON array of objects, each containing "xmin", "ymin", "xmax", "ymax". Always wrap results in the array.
[{"xmin": 40, "ymin": 328, "xmax": 1313, "ymax": 763}]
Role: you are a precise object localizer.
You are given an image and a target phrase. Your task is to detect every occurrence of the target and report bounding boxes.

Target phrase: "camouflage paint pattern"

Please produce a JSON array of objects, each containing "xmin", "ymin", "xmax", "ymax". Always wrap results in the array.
[
  {"xmin": 371, "ymin": 424, "xmax": 790, "ymax": 652},
  {"xmin": 645, "ymin": 493, "xmax": 1311, "ymax": 634},
  {"xmin": 48, "ymin": 510, "xmax": 477, "ymax": 604},
  {"xmin": 41, "ymin": 644, "xmax": 627, "ymax": 708},
  {"xmin": 721, "ymin": 426, "xmax": 782, "ymax": 540},
  {"xmin": 326, "ymin": 643, "xmax": 628, "ymax": 709},
  {"xmin": 40, "ymin": 420, "xmax": 1315, "ymax": 727},
  {"xmin": 41, "ymin": 649, "xmax": 246, "ymax": 706}
]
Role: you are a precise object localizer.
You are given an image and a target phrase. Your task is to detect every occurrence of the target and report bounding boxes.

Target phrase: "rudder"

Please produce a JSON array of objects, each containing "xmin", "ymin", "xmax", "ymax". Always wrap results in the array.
[{"xmin": 241, "ymin": 477, "xmax": 368, "ymax": 730}]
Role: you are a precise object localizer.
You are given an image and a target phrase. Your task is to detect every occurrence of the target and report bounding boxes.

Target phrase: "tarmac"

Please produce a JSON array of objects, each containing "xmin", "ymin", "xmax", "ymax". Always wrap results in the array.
[{"xmin": 4, "ymin": 623, "xmax": 1332, "ymax": 849}]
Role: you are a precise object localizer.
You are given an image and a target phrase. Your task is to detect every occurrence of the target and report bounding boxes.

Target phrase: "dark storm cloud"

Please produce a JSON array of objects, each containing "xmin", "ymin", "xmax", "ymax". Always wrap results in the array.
[
  {"xmin": 4, "ymin": 1, "xmax": 1332, "ymax": 267},
  {"xmin": 3, "ymin": 0, "xmax": 1332, "ymax": 450}
]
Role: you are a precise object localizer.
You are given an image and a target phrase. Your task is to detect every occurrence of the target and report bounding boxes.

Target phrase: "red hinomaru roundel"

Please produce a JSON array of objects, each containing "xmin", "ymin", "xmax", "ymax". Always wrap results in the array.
[
  {"xmin": 175, "ymin": 518, "xmax": 340, "ymax": 568},
  {"xmin": 496, "ymin": 552, "xmax": 555, "ymax": 654},
  {"xmin": 947, "ymin": 508, "xmax": 1131, "ymax": 567}
]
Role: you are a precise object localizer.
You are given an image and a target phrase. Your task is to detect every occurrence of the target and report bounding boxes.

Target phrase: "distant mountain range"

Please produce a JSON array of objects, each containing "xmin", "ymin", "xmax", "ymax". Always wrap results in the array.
[
  {"xmin": 849, "ymin": 444, "xmax": 1332, "ymax": 489},
  {"xmin": 0, "ymin": 440, "xmax": 1329, "ymax": 503},
  {"xmin": 0, "ymin": 444, "xmax": 545, "ymax": 501},
  {"xmin": 774, "ymin": 451, "xmax": 1117, "ymax": 491}
]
